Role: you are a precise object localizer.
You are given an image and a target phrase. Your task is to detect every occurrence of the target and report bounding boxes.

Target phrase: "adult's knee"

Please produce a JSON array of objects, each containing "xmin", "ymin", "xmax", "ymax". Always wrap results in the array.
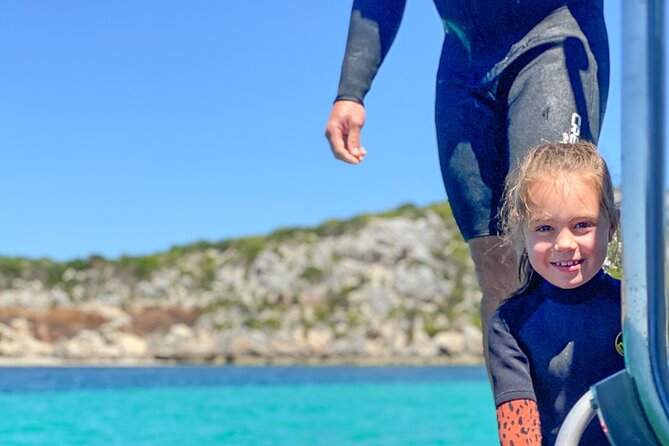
[{"xmin": 469, "ymin": 236, "xmax": 519, "ymax": 303}]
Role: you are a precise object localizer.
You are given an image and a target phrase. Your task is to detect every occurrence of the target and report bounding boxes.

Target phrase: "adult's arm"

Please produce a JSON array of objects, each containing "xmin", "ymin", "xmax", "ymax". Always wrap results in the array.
[
  {"xmin": 325, "ymin": 0, "xmax": 406, "ymax": 164},
  {"xmin": 336, "ymin": 0, "xmax": 407, "ymax": 104}
]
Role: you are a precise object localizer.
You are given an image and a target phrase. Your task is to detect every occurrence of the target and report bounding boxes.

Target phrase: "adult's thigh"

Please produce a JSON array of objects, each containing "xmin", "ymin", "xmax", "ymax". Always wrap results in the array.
[{"xmin": 505, "ymin": 37, "xmax": 607, "ymax": 168}]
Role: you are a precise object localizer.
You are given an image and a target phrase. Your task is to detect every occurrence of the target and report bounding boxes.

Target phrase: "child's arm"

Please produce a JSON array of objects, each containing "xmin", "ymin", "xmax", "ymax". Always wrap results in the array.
[
  {"xmin": 496, "ymin": 398, "xmax": 542, "ymax": 446},
  {"xmin": 489, "ymin": 308, "xmax": 541, "ymax": 444}
]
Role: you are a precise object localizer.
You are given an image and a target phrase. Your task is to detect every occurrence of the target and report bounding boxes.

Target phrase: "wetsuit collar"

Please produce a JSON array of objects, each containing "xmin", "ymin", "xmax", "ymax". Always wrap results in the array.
[{"xmin": 539, "ymin": 269, "xmax": 607, "ymax": 303}]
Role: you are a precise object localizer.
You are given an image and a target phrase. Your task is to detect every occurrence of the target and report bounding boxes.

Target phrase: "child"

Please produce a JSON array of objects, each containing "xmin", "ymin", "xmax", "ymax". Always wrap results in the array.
[{"xmin": 488, "ymin": 141, "xmax": 624, "ymax": 446}]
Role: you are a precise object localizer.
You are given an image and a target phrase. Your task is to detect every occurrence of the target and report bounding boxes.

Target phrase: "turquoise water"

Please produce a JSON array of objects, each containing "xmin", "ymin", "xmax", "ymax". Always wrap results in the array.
[{"xmin": 0, "ymin": 366, "xmax": 498, "ymax": 445}]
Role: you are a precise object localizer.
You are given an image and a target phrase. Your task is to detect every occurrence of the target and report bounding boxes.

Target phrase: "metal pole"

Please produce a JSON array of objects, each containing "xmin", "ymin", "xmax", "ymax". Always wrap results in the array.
[{"xmin": 622, "ymin": 0, "xmax": 669, "ymax": 442}]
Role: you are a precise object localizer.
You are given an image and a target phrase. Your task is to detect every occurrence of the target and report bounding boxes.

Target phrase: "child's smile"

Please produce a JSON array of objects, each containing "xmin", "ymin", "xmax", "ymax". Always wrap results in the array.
[{"xmin": 551, "ymin": 259, "xmax": 584, "ymax": 271}]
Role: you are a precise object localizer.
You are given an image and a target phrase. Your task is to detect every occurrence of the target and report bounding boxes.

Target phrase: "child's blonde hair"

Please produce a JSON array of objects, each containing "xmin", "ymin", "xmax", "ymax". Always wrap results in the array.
[{"xmin": 500, "ymin": 141, "xmax": 619, "ymax": 286}]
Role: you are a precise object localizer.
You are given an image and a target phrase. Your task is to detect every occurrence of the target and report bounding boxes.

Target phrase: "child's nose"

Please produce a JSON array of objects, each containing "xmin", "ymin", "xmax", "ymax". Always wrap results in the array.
[{"xmin": 554, "ymin": 229, "xmax": 577, "ymax": 250}]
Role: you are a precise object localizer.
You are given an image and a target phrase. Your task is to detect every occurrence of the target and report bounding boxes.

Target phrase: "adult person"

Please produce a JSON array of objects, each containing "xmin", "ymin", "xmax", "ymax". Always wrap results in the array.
[{"xmin": 324, "ymin": 0, "xmax": 609, "ymax": 356}]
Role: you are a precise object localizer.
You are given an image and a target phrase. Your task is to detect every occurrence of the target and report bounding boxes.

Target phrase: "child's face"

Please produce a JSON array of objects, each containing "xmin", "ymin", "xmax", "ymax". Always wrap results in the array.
[{"xmin": 522, "ymin": 174, "xmax": 612, "ymax": 289}]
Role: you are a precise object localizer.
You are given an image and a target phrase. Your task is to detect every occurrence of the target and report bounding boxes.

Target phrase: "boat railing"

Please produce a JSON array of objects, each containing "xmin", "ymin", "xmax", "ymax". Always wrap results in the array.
[{"xmin": 556, "ymin": 0, "xmax": 669, "ymax": 444}]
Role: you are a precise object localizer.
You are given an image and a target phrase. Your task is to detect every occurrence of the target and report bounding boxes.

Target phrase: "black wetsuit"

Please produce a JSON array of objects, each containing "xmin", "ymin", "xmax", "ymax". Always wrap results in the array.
[
  {"xmin": 488, "ymin": 270, "xmax": 623, "ymax": 445},
  {"xmin": 336, "ymin": 0, "xmax": 609, "ymax": 240}
]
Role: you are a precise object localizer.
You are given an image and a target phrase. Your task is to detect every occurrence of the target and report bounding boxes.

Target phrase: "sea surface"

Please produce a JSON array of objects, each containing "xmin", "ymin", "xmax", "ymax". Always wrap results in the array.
[{"xmin": 0, "ymin": 365, "xmax": 498, "ymax": 445}]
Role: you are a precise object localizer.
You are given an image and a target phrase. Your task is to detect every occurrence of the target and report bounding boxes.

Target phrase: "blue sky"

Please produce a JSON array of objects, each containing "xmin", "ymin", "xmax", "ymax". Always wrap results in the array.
[{"xmin": 1, "ymin": 1, "xmax": 622, "ymax": 261}]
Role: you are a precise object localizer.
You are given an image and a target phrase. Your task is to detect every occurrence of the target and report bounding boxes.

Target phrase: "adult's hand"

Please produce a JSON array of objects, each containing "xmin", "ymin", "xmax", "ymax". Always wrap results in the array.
[{"xmin": 324, "ymin": 100, "xmax": 367, "ymax": 164}]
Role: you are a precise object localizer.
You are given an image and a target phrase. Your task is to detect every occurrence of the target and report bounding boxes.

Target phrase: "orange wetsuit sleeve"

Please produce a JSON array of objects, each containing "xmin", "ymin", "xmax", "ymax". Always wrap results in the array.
[{"xmin": 496, "ymin": 398, "xmax": 542, "ymax": 446}]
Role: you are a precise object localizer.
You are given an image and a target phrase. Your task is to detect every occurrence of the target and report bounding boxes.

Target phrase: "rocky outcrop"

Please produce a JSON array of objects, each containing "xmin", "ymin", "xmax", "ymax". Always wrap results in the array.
[{"xmin": 0, "ymin": 203, "xmax": 486, "ymax": 364}]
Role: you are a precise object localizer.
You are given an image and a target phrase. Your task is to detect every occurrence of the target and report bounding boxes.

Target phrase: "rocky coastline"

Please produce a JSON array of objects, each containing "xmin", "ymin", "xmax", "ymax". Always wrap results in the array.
[{"xmin": 0, "ymin": 203, "xmax": 486, "ymax": 366}]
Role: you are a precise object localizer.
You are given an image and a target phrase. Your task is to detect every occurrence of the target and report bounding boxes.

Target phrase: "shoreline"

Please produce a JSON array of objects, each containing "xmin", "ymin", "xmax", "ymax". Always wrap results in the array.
[{"xmin": 0, "ymin": 355, "xmax": 485, "ymax": 367}]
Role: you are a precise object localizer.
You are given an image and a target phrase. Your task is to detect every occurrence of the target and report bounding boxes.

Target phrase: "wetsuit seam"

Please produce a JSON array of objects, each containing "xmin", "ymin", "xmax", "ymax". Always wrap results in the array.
[
  {"xmin": 484, "ymin": 36, "xmax": 577, "ymax": 86},
  {"xmin": 482, "ymin": 6, "xmax": 586, "ymax": 85}
]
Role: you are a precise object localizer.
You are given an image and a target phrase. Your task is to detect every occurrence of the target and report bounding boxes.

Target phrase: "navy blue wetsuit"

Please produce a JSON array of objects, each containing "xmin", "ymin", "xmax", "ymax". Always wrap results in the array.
[
  {"xmin": 336, "ymin": 0, "xmax": 609, "ymax": 240},
  {"xmin": 488, "ymin": 270, "xmax": 623, "ymax": 446}
]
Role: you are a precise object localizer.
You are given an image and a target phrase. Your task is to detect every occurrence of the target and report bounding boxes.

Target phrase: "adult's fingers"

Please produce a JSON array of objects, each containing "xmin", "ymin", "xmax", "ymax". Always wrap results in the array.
[
  {"xmin": 345, "ymin": 119, "xmax": 363, "ymax": 159},
  {"xmin": 325, "ymin": 123, "xmax": 361, "ymax": 164}
]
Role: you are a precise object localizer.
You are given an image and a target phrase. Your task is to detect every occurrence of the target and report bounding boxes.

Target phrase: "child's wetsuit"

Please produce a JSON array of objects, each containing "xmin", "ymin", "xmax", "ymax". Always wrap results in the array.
[
  {"xmin": 336, "ymin": 0, "xmax": 608, "ymax": 240},
  {"xmin": 488, "ymin": 270, "xmax": 623, "ymax": 445}
]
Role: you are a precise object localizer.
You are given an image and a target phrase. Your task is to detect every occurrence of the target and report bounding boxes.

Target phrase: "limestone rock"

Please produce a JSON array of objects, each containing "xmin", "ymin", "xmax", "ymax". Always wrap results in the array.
[{"xmin": 0, "ymin": 203, "xmax": 487, "ymax": 365}]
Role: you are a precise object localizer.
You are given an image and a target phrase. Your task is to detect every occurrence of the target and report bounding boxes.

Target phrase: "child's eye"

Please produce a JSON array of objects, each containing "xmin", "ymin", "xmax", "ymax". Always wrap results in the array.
[
  {"xmin": 574, "ymin": 221, "xmax": 594, "ymax": 229},
  {"xmin": 535, "ymin": 225, "xmax": 553, "ymax": 233}
]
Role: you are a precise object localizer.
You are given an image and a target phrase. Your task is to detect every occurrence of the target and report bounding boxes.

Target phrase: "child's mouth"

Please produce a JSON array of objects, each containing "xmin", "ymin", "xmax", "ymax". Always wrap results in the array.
[{"xmin": 551, "ymin": 259, "xmax": 584, "ymax": 271}]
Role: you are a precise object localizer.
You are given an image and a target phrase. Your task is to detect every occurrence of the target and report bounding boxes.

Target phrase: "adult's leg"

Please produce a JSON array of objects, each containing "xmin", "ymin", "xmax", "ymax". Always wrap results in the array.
[
  {"xmin": 436, "ymin": 62, "xmax": 515, "ymax": 365},
  {"xmin": 469, "ymin": 235, "xmax": 519, "ymax": 359}
]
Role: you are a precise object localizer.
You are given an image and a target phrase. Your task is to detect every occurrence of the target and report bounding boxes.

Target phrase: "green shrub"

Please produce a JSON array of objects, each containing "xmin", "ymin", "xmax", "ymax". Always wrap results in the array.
[
  {"xmin": 204, "ymin": 297, "xmax": 233, "ymax": 313},
  {"xmin": 314, "ymin": 306, "xmax": 330, "ymax": 323},
  {"xmin": 379, "ymin": 203, "xmax": 423, "ymax": 219},
  {"xmin": 0, "ymin": 258, "xmax": 26, "ymax": 279},
  {"xmin": 46, "ymin": 263, "xmax": 68, "ymax": 287},
  {"xmin": 428, "ymin": 201, "xmax": 453, "ymax": 220},
  {"xmin": 314, "ymin": 216, "xmax": 371, "ymax": 237},
  {"xmin": 346, "ymin": 308, "xmax": 362, "ymax": 327},
  {"xmin": 66, "ymin": 258, "xmax": 91, "ymax": 271},
  {"xmin": 243, "ymin": 315, "xmax": 281, "ymax": 331},
  {"xmin": 267, "ymin": 227, "xmax": 305, "ymax": 243},
  {"xmin": 232, "ymin": 237, "xmax": 265, "ymax": 263},
  {"xmin": 422, "ymin": 313, "xmax": 443, "ymax": 337},
  {"xmin": 605, "ymin": 232, "xmax": 623, "ymax": 280},
  {"xmin": 118, "ymin": 255, "xmax": 162, "ymax": 281},
  {"xmin": 198, "ymin": 256, "xmax": 217, "ymax": 289},
  {"xmin": 244, "ymin": 318, "xmax": 262, "ymax": 330},
  {"xmin": 300, "ymin": 266, "xmax": 325, "ymax": 284}
]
